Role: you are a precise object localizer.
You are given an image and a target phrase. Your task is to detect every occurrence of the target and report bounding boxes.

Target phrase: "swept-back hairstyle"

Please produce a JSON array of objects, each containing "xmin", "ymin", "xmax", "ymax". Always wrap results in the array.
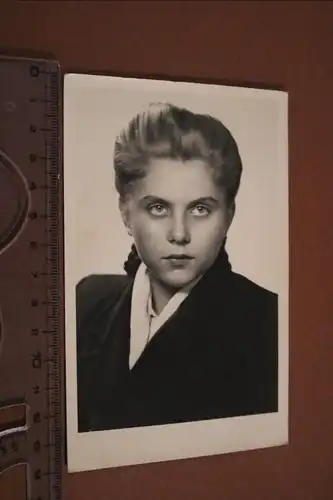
[
  {"xmin": 113, "ymin": 102, "xmax": 243, "ymax": 207},
  {"xmin": 113, "ymin": 102, "xmax": 243, "ymax": 276}
]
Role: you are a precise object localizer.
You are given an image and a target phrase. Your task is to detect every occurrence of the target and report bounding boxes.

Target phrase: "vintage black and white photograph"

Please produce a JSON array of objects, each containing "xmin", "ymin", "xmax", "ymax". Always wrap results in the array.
[{"xmin": 64, "ymin": 74, "xmax": 289, "ymax": 472}]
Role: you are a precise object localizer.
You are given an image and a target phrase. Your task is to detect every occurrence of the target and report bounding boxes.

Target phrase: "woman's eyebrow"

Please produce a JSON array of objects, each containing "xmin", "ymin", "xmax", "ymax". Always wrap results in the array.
[
  {"xmin": 139, "ymin": 195, "xmax": 170, "ymax": 205},
  {"xmin": 139, "ymin": 195, "xmax": 220, "ymax": 206},
  {"xmin": 189, "ymin": 196, "xmax": 220, "ymax": 206}
]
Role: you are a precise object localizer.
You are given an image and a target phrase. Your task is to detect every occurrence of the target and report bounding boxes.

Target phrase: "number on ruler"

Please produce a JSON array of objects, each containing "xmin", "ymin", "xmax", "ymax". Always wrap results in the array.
[
  {"xmin": 32, "ymin": 351, "xmax": 42, "ymax": 369},
  {"xmin": 30, "ymin": 65, "xmax": 40, "ymax": 78},
  {"xmin": 34, "ymin": 468, "xmax": 42, "ymax": 480},
  {"xmin": 33, "ymin": 412, "xmax": 41, "ymax": 424},
  {"xmin": 33, "ymin": 440, "xmax": 41, "ymax": 453}
]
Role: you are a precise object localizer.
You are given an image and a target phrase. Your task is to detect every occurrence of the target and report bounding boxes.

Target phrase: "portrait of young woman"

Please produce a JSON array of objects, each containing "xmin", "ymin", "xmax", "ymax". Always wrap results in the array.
[
  {"xmin": 76, "ymin": 101, "xmax": 278, "ymax": 433},
  {"xmin": 64, "ymin": 74, "xmax": 288, "ymax": 471}
]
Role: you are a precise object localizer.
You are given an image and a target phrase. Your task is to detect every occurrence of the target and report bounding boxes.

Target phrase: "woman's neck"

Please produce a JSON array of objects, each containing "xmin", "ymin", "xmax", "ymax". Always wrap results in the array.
[{"xmin": 149, "ymin": 276, "xmax": 177, "ymax": 315}]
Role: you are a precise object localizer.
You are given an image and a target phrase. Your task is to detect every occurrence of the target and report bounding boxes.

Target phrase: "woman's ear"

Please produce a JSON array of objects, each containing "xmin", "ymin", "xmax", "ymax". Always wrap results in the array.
[{"xmin": 119, "ymin": 197, "xmax": 132, "ymax": 236}]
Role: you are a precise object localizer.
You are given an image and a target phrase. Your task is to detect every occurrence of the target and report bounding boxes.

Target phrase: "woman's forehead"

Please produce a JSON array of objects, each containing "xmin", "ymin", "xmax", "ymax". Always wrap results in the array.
[{"xmin": 132, "ymin": 158, "xmax": 224, "ymax": 202}]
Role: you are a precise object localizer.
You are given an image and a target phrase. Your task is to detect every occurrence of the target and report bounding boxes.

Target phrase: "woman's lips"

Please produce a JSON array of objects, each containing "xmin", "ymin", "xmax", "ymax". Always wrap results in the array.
[
  {"xmin": 163, "ymin": 255, "xmax": 194, "ymax": 267},
  {"xmin": 163, "ymin": 254, "xmax": 194, "ymax": 260}
]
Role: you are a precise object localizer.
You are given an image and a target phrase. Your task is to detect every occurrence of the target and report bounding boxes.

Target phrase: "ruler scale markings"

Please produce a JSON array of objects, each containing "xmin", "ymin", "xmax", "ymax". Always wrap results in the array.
[{"xmin": 0, "ymin": 56, "xmax": 63, "ymax": 500}]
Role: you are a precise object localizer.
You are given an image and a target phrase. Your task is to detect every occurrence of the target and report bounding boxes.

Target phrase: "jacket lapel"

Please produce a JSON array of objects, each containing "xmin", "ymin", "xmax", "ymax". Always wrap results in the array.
[
  {"xmin": 98, "ymin": 281, "xmax": 133, "ymax": 377},
  {"xmin": 130, "ymin": 255, "xmax": 234, "ymax": 377},
  {"xmin": 90, "ymin": 281, "xmax": 133, "ymax": 427}
]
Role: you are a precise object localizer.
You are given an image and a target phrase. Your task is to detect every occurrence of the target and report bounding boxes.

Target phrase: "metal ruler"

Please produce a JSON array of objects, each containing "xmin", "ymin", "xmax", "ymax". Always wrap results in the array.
[{"xmin": 0, "ymin": 55, "xmax": 63, "ymax": 500}]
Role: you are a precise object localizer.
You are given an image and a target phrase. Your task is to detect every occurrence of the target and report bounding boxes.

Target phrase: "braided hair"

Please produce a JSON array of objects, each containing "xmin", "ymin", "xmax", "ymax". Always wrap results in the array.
[{"xmin": 123, "ymin": 244, "xmax": 141, "ymax": 277}]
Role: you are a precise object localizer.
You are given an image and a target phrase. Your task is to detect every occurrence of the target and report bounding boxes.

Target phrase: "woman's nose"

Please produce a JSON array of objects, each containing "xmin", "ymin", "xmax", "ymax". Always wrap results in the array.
[{"xmin": 167, "ymin": 214, "xmax": 191, "ymax": 245}]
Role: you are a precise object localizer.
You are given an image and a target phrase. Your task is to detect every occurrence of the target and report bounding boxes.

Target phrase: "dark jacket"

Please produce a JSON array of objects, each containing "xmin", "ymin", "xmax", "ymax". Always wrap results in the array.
[{"xmin": 76, "ymin": 250, "xmax": 278, "ymax": 432}]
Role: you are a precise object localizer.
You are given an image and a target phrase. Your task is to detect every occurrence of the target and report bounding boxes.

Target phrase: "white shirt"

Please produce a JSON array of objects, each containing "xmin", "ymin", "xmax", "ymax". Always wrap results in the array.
[{"xmin": 129, "ymin": 263, "xmax": 200, "ymax": 369}]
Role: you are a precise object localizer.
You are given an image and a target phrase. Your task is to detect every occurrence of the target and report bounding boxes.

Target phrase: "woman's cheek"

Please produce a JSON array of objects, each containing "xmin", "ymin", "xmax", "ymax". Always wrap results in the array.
[
  {"xmin": 132, "ymin": 216, "xmax": 159, "ymax": 247},
  {"xmin": 141, "ymin": 216, "xmax": 165, "ymax": 238}
]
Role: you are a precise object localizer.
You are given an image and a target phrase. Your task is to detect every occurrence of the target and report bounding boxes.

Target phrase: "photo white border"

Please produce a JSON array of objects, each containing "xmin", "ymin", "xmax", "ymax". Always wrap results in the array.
[{"xmin": 64, "ymin": 73, "xmax": 289, "ymax": 472}]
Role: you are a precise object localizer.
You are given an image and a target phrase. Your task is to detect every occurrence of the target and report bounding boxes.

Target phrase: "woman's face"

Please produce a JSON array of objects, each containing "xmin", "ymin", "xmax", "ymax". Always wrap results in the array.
[{"xmin": 120, "ymin": 158, "xmax": 235, "ymax": 291}]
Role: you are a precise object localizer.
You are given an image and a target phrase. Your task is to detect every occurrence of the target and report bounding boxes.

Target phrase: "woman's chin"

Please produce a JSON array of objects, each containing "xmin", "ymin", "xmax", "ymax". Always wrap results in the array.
[{"xmin": 158, "ymin": 268, "xmax": 199, "ymax": 291}]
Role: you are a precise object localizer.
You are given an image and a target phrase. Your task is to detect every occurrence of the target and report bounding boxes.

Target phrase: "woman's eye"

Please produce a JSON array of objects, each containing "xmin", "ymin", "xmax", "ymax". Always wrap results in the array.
[
  {"xmin": 191, "ymin": 205, "xmax": 210, "ymax": 216},
  {"xmin": 149, "ymin": 204, "xmax": 167, "ymax": 216}
]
